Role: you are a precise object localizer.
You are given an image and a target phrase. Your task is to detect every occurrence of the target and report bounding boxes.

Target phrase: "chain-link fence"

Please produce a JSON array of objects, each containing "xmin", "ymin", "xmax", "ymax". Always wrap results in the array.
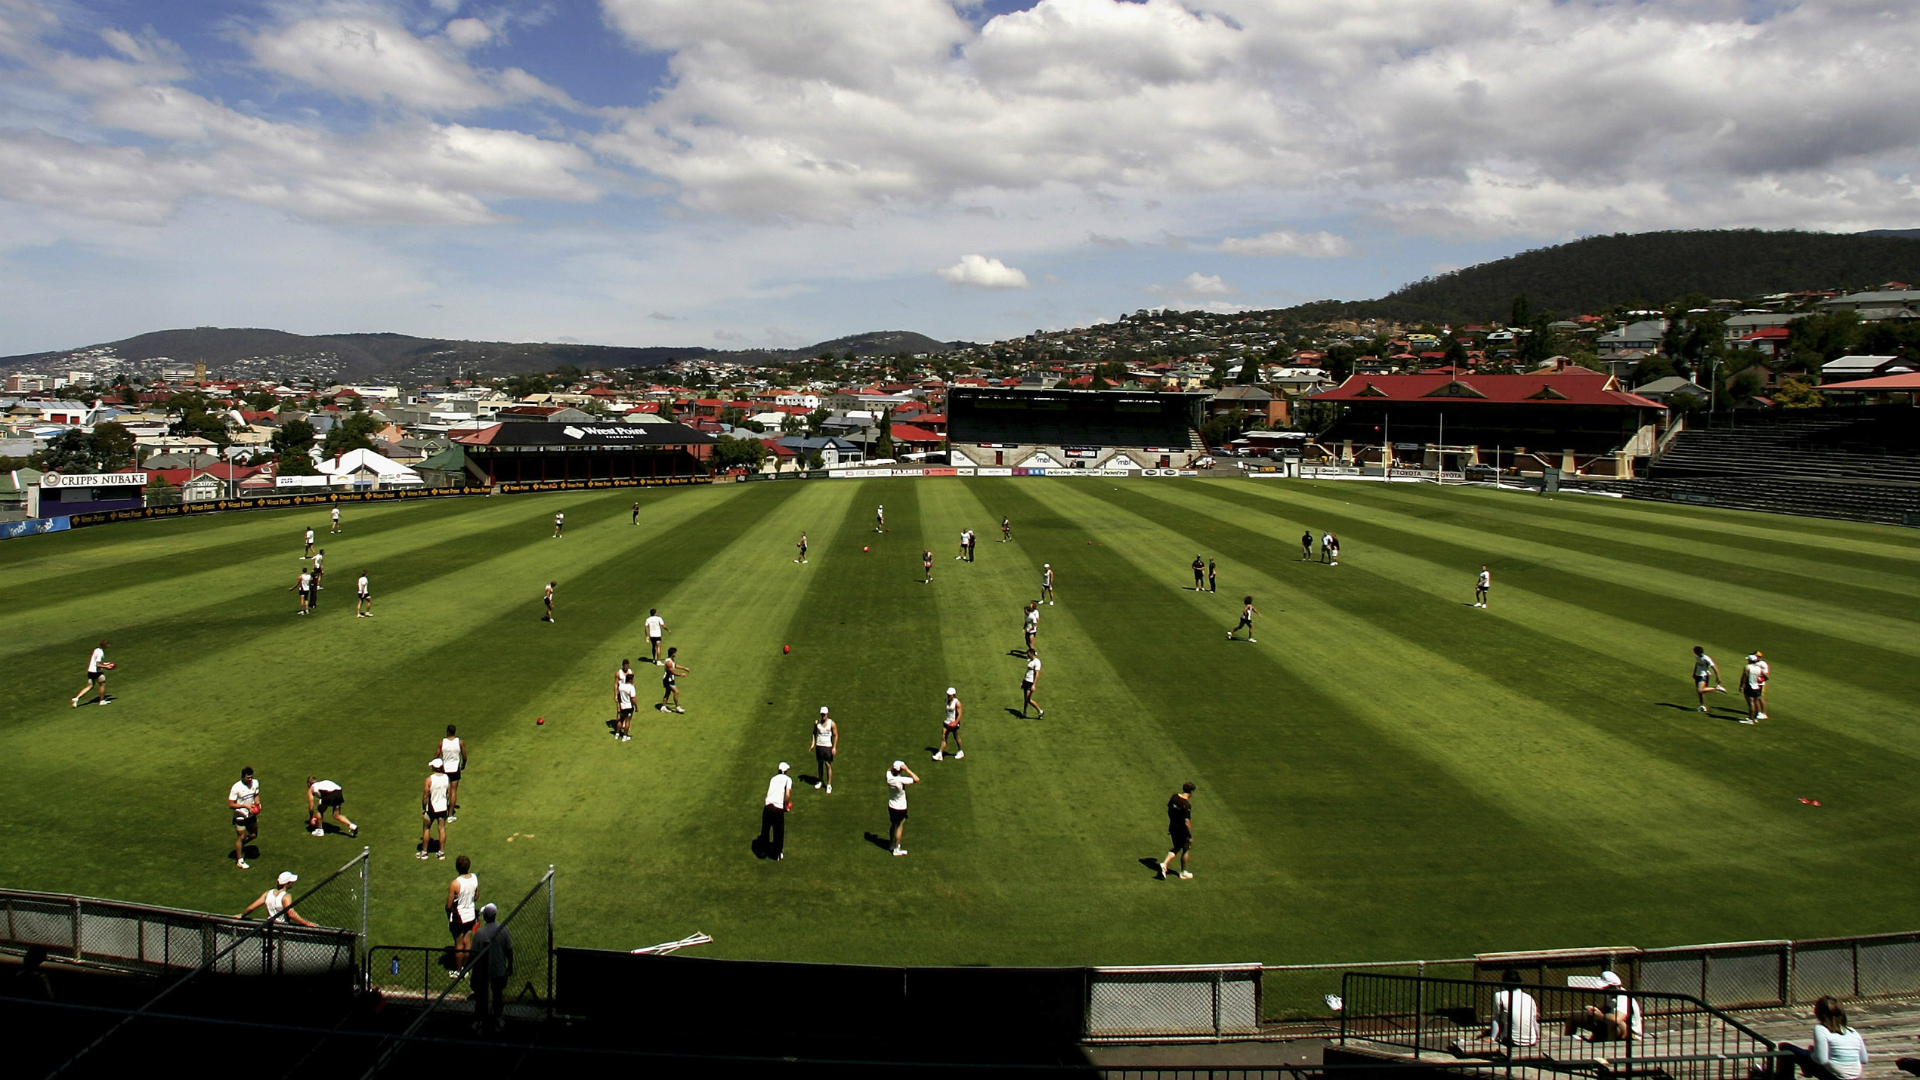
[
  {"xmin": 1086, "ymin": 965, "xmax": 1263, "ymax": 1040},
  {"xmin": 42, "ymin": 849, "xmax": 369, "ymax": 1076}
]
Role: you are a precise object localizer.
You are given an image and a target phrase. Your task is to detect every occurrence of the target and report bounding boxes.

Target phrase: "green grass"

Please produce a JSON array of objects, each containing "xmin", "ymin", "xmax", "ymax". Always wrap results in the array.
[{"xmin": 3, "ymin": 478, "xmax": 1919, "ymax": 969}]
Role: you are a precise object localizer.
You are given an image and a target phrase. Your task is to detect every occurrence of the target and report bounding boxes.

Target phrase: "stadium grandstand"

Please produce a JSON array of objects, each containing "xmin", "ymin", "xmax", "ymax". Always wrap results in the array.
[
  {"xmin": 1584, "ymin": 404, "xmax": 1920, "ymax": 525},
  {"xmin": 945, "ymin": 387, "xmax": 1209, "ymax": 470},
  {"xmin": 1306, "ymin": 366, "xmax": 1667, "ymax": 478},
  {"xmin": 451, "ymin": 418, "xmax": 715, "ymax": 484}
]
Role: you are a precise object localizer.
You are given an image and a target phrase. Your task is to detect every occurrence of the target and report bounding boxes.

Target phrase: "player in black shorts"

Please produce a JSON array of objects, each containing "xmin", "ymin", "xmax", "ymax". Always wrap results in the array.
[
  {"xmin": 1301, "ymin": 529, "xmax": 1312, "ymax": 561},
  {"xmin": 659, "ymin": 647, "xmax": 689, "ymax": 713},
  {"xmin": 1157, "ymin": 782, "xmax": 1195, "ymax": 880},
  {"xmin": 1190, "ymin": 555, "xmax": 1205, "ymax": 590},
  {"xmin": 922, "ymin": 550, "xmax": 933, "ymax": 584}
]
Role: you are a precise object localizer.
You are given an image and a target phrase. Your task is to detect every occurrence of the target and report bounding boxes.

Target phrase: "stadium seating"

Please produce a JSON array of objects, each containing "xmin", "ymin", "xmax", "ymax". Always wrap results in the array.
[{"xmin": 1581, "ymin": 406, "xmax": 1920, "ymax": 525}]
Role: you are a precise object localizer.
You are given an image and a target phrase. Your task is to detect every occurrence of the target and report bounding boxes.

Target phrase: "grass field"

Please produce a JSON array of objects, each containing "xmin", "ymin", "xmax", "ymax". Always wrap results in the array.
[{"xmin": 3, "ymin": 477, "xmax": 1919, "ymax": 970}]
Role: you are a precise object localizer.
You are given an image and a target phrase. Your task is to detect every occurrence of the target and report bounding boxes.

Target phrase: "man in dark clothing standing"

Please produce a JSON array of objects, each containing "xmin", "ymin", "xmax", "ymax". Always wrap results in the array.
[
  {"xmin": 469, "ymin": 903, "xmax": 515, "ymax": 1033},
  {"xmin": 1157, "ymin": 782, "xmax": 1196, "ymax": 880}
]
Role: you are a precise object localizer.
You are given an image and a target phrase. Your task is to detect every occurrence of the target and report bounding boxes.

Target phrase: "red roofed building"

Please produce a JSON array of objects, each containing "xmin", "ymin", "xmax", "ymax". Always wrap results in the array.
[{"xmin": 1308, "ymin": 368, "xmax": 1666, "ymax": 477}]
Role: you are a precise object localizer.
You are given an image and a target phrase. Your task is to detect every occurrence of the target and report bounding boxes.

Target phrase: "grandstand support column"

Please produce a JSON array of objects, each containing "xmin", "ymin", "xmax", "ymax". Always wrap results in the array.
[
  {"xmin": 1561, "ymin": 449, "xmax": 1576, "ymax": 475},
  {"xmin": 1615, "ymin": 450, "xmax": 1633, "ymax": 478},
  {"xmin": 1341, "ymin": 439, "xmax": 1353, "ymax": 466}
]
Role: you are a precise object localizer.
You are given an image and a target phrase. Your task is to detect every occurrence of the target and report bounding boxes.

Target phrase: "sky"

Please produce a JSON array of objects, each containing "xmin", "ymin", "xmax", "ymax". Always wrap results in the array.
[{"xmin": 1, "ymin": 0, "xmax": 1917, "ymax": 356}]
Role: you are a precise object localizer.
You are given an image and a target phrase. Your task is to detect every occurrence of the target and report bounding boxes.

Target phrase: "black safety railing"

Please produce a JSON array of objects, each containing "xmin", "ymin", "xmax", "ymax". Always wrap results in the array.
[{"xmin": 1340, "ymin": 972, "xmax": 1779, "ymax": 1080}]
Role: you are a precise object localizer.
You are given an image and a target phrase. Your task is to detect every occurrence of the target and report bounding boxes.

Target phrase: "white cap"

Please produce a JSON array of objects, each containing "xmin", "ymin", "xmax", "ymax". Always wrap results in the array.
[
  {"xmin": 820, "ymin": 706, "xmax": 830, "ymax": 714},
  {"xmin": 429, "ymin": 757, "xmax": 444, "ymax": 770},
  {"xmin": 1600, "ymin": 970, "xmax": 1623, "ymax": 987},
  {"xmin": 892, "ymin": 760, "xmax": 906, "ymax": 771},
  {"xmin": 1044, "ymin": 563, "xmax": 1050, "ymax": 568},
  {"xmin": 1746, "ymin": 653, "xmax": 1758, "ymax": 662},
  {"xmin": 277, "ymin": 871, "xmax": 298, "ymax": 885},
  {"xmin": 778, "ymin": 762, "xmax": 790, "ymax": 773},
  {"xmin": 946, "ymin": 687, "xmax": 957, "ymax": 696}
]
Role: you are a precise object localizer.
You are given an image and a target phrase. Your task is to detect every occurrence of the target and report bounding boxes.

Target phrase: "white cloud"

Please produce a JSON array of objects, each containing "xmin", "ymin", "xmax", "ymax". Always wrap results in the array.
[
  {"xmin": 443, "ymin": 18, "xmax": 493, "ymax": 50},
  {"xmin": 1149, "ymin": 271, "xmax": 1235, "ymax": 298},
  {"xmin": 245, "ymin": 16, "xmax": 497, "ymax": 110},
  {"xmin": 938, "ymin": 254, "xmax": 1031, "ymax": 289},
  {"xmin": 1219, "ymin": 229, "xmax": 1356, "ymax": 258}
]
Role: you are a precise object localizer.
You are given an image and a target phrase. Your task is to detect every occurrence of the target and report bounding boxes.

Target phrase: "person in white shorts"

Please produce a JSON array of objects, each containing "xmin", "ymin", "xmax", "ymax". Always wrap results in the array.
[
  {"xmin": 1475, "ymin": 565, "xmax": 1491, "ymax": 608},
  {"xmin": 645, "ymin": 609, "xmax": 667, "ymax": 664},
  {"xmin": 238, "ymin": 871, "xmax": 316, "ymax": 927},
  {"xmin": 552, "ymin": 511, "xmax": 564, "ymax": 538},
  {"xmin": 306, "ymin": 776, "xmax": 356, "ymax": 837},
  {"xmin": 72, "ymin": 639, "xmax": 113, "ymax": 707},
  {"xmin": 229, "ymin": 766, "xmax": 261, "ymax": 870},
  {"xmin": 1692, "ymin": 646, "xmax": 1728, "ymax": 712},
  {"xmin": 439, "ymin": 726, "xmax": 468, "ymax": 818},
  {"xmin": 1024, "ymin": 602, "xmax": 1040, "ymax": 651},
  {"xmin": 885, "ymin": 760, "xmax": 920, "ymax": 856},
  {"xmin": 933, "ymin": 687, "xmax": 964, "ymax": 761},
  {"xmin": 810, "ymin": 707, "xmax": 838, "ymax": 791},
  {"xmin": 446, "ymin": 855, "xmax": 478, "ymax": 974},
  {"xmin": 420, "ymin": 758, "xmax": 451, "ymax": 859},
  {"xmin": 356, "ymin": 572, "xmax": 373, "ymax": 618},
  {"xmin": 1741, "ymin": 653, "xmax": 1767, "ymax": 725}
]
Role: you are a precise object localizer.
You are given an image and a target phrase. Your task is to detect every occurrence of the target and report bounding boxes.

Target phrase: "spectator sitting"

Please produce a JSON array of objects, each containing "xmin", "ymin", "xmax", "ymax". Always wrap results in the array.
[
  {"xmin": 9, "ymin": 945, "xmax": 54, "ymax": 1001},
  {"xmin": 1779, "ymin": 997, "xmax": 1867, "ymax": 1080},
  {"xmin": 1491, "ymin": 969, "xmax": 1540, "ymax": 1053},
  {"xmin": 1564, "ymin": 970, "xmax": 1642, "ymax": 1042}
]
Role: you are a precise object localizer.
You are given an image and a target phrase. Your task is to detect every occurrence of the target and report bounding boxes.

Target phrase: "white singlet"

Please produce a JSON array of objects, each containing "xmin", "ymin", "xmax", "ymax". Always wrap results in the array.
[
  {"xmin": 428, "ymin": 772, "xmax": 451, "ymax": 812},
  {"xmin": 453, "ymin": 874, "xmax": 478, "ymax": 922},
  {"xmin": 439, "ymin": 737, "xmax": 463, "ymax": 772}
]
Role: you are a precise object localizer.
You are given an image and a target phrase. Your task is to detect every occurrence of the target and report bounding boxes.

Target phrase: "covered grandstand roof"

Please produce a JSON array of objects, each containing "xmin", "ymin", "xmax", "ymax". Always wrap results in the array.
[
  {"xmin": 1311, "ymin": 370, "xmax": 1661, "ymax": 409},
  {"xmin": 455, "ymin": 420, "xmax": 714, "ymax": 446}
]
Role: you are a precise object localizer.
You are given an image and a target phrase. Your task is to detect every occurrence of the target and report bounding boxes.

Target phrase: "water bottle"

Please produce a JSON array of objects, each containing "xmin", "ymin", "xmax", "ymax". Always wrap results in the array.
[{"xmin": 390, "ymin": 957, "xmax": 400, "ymax": 975}]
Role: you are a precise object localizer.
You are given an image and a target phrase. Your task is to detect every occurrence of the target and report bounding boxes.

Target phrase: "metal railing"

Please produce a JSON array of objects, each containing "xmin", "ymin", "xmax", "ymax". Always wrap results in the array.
[
  {"xmin": 3, "ymin": 849, "xmax": 366, "ymax": 979},
  {"xmin": 1340, "ymin": 972, "xmax": 1777, "ymax": 1080}
]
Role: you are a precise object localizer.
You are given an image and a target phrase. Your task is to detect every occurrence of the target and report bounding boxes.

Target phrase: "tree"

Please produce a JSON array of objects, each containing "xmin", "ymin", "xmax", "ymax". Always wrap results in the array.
[
  {"xmin": 506, "ymin": 373, "xmax": 550, "ymax": 399},
  {"xmin": 271, "ymin": 418, "xmax": 317, "ymax": 462},
  {"xmin": 710, "ymin": 435, "xmax": 769, "ymax": 472},
  {"xmin": 657, "ymin": 399, "xmax": 677, "ymax": 423},
  {"xmin": 1442, "ymin": 336, "xmax": 1469, "ymax": 367},
  {"xmin": 245, "ymin": 390, "xmax": 280, "ymax": 412},
  {"xmin": 322, "ymin": 411, "xmax": 382, "ymax": 456},
  {"xmin": 1510, "ymin": 294, "xmax": 1532, "ymax": 329},
  {"xmin": 88, "ymin": 421, "xmax": 135, "ymax": 470},
  {"xmin": 805, "ymin": 407, "xmax": 829, "ymax": 435},
  {"xmin": 805, "ymin": 449, "xmax": 825, "ymax": 470},
  {"xmin": 875, "ymin": 407, "xmax": 895, "ymax": 460},
  {"xmin": 144, "ymin": 474, "xmax": 179, "ymax": 507},
  {"xmin": 780, "ymin": 412, "xmax": 801, "ymax": 435},
  {"xmin": 119, "ymin": 384, "xmax": 140, "ymax": 406},
  {"xmin": 1771, "ymin": 377, "xmax": 1826, "ymax": 409},
  {"xmin": 1235, "ymin": 356, "xmax": 1260, "ymax": 384},
  {"xmin": 1630, "ymin": 356, "xmax": 1678, "ymax": 387}
]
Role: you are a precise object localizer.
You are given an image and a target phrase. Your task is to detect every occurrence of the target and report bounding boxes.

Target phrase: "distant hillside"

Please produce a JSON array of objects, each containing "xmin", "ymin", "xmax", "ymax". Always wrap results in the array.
[
  {"xmin": 0, "ymin": 328, "xmax": 711, "ymax": 382},
  {"xmin": 1366, "ymin": 229, "xmax": 1920, "ymax": 323},
  {"xmin": 1862, "ymin": 229, "xmax": 1920, "ymax": 241}
]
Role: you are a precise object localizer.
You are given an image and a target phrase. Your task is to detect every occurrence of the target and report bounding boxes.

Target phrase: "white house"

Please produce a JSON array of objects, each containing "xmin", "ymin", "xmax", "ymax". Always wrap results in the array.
[{"xmin": 314, "ymin": 447, "xmax": 422, "ymax": 485}]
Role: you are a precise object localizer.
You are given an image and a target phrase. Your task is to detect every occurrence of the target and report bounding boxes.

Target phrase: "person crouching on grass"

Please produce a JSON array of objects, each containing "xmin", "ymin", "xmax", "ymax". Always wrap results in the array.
[{"xmin": 306, "ymin": 776, "xmax": 356, "ymax": 837}]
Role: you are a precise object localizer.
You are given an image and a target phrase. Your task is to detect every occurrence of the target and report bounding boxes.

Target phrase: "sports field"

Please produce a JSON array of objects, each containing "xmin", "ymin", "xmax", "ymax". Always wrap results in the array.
[{"xmin": 3, "ymin": 478, "xmax": 1919, "ymax": 969}]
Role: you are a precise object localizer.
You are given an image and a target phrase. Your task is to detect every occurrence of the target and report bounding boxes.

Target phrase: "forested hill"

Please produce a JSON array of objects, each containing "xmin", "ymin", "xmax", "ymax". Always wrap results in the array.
[{"xmin": 1363, "ymin": 229, "xmax": 1920, "ymax": 323}]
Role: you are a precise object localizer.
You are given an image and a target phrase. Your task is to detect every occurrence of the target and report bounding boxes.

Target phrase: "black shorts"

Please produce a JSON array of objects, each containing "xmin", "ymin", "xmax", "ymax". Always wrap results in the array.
[
  {"xmin": 889, "ymin": 807, "xmax": 908, "ymax": 826},
  {"xmin": 318, "ymin": 790, "xmax": 344, "ymax": 808},
  {"xmin": 444, "ymin": 769, "xmax": 462, "ymax": 782},
  {"xmin": 944, "ymin": 722, "xmax": 960, "ymax": 733},
  {"xmin": 357, "ymin": 592, "xmax": 369, "ymax": 600},
  {"xmin": 649, "ymin": 636, "xmax": 662, "ymax": 647},
  {"xmin": 662, "ymin": 676, "xmax": 676, "ymax": 690},
  {"xmin": 1169, "ymin": 830, "xmax": 1192, "ymax": 851},
  {"xmin": 448, "ymin": 912, "xmax": 475, "ymax": 939},
  {"xmin": 815, "ymin": 747, "xmax": 834, "ymax": 764},
  {"xmin": 1022, "ymin": 680, "xmax": 1035, "ymax": 694},
  {"xmin": 234, "ymin": 811, "xmax": 257, "ymax": 829},
  {"xmin": 84, "ymin": 669, "xmax": 101, "ymax": 681},
  {"xmin": 618, "ymin": 707, "xmax": 634, "ymax": 719},
  {"xmin": 426, "ymin": 808, "xmax": 449, "ymax": 821}
]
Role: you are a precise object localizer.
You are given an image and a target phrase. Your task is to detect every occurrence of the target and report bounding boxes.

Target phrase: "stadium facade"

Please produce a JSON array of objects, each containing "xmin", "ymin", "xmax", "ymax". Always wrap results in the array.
[
  {"xmin": 945, "ymin": 387, "xmax": 1210, "ymax": 470},
  {"xmin": 453, "ymin": 419, "xmax": 716, "ymax": 484}
]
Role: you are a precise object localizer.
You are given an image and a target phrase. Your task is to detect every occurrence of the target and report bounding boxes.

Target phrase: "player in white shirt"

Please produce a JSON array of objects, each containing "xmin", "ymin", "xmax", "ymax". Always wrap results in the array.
[
  {"xmin": 293, "ymin": 568, "xmax": 312, "ymax": 615},
  {"xmin": 1021, "ymin": 648, "xmax": 1045, "ymax": 718},
  {"xmin": 965, "ymin": 529, "xmax": 976, "ymax": 562},
  {"xmin": 1024, "ymin": 602, "xmax": 1040, "ymax": 651},
  {"xmin": 1041, "ymin": 564, "xmax": 1055, "ymax": 605},
  {"xmin": 885, "ymin": 760, "xmax": 921, "ymax": 856},
  {"xmin": 356, "ymin": 572, "xmax": 372, "ymax": 617},
  {"xmin": 1001, "ymin": 516, "xmax": 1011, "ymax": 543},
  {"xmin": 1227, "ymin": 596, "xmax": 1260, "ymax": 642},
  {"xmin": 238, "ymin": 871, "xmax": 316, "ymax": 927},
  {"xmin": 543, "ymin": 581, "xmax": 556, "ymax": 623},
  {"xmin": 306, "ymin": 776, "xmax": 357, "ymax": 837},
  {"xmin": 1321, "ymin": 532, "xmax": 1334, "ymax": 564},
  {"xmin": 760, "ymin": 763, "xmax": 794, "ymax": 860},
  {"xmin": 956, "ymin": 529, "xmax": 968, "ymax": 560},
  {"xmin": 1740, "ymin": 654, "xmax": 1767, "ymax": 725},
  {"xmin": 446, "ymin": 855, "xmax": 479, "ymax": 973},
  {"xmin": 933, "ymin": 687, "xmax": 964, "ymax": 761},
  {"xmin": 304, "ymin": 527, "xmax": 315, "ymax": 558},
  {"xmin": 311, "ymin": 549, "xmax": 325, "ymax": 590},
  {"xmin": 329, "ymin": 505, "xmax": 341, "ymax": 533},
  {"xmin": 552, "ymin": 511, "xmax": 564, "ymax": 538},
  {"xmin": 875, "ymin": 505, "xmax": 886, "ymax": 533},
  {"xmin": 615, "ymin": 664, "xmax": 637, "ymax": 741},
  {"xmin": 644, "ymin": 609, "xmax": 667, "ymax": 664},
  {"xmin": 810, "ymin": 707, "xmax": 838, "ymax": 791},
  {"xmin": 795, "ymin": 532, "xmax": 809, "ymax": 564},
  {"xmin": 1754, "ymin": 651, "xmax": 1771, "ymax": 720},
  {"xmin": 439, "ymin": 726, "xmax": 468, "ymax": 817},
  {"xmin": 228, "ymin": 766, "xmax": 260, "ymax": 870},
  {"xmin": 1475, "ymin": 565, "xmax": 1491, "ymax": 608},
  {"xmin": 419, "ymin": 758, "xmax": 452, "ymax": 859},
  {"xmin": 1692, "ymin": 646, "xmax": 1728, "ymax": 713},
  {"xmin": 71, "ymin": 639, "xmax": 113, "ymax": 707}
]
